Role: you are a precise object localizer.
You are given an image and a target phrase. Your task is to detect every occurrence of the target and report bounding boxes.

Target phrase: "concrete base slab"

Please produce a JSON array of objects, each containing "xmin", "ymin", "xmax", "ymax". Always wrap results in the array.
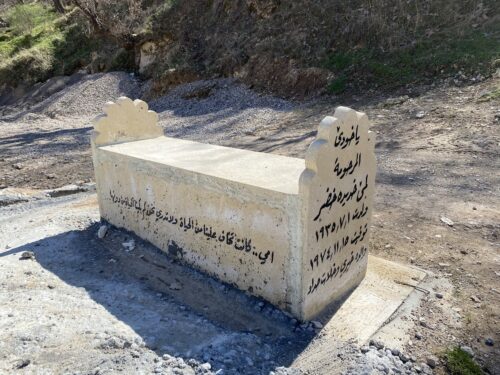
[
  {"xmin": 324, "ymin": 255, "xmax": 427, "ymax": 343},
  {"xmin": 291, "ymin": 256, "xmax": 427, "ymax": 372}
]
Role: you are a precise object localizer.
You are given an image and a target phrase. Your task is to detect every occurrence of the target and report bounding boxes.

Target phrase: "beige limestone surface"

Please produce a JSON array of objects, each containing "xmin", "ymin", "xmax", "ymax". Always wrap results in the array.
[
  {"xmin": 101, "ymin": 136, "xmax": 305, "ymax": 195},
  {"xmin": 91, "ymin": 97, "xmax": 376, "ymax": 320},
  {"xmin": 299, "ymin": 109, "xmax": 376, "ymax": 318}
]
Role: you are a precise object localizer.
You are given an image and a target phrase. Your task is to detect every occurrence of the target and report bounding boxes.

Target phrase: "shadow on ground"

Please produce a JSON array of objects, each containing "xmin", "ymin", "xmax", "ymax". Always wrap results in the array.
[{"xmin": 0, "ymin": 223, "xmax": 317, "ymax": 373}]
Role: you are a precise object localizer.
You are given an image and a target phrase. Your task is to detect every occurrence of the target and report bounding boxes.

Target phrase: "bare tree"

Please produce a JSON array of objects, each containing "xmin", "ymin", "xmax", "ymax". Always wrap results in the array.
[
  {"xmin": 52, "ymin": 0, "xmax": 65, "ymax": 13},
  {"xmin": 70, "ymin": 0, "xmax": 105, "ymax": 32},
  {"xmin": 69, "ymin": 0, "xmax": 146, "ymax": 40}
]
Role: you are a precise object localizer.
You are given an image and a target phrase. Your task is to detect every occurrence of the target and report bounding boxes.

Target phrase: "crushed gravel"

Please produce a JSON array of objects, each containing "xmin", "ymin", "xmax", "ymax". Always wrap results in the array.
[{"xmin": 151, "ymin": 78, "xmax": 295, "ymax": 142}]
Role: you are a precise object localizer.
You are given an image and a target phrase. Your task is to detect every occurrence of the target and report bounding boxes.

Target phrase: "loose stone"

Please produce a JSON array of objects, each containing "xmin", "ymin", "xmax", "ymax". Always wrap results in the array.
[
  {"xmin": 399, "ymin": 353, "xmax": 410, "ymax": 363},
  {"xmin": 20, "ymin": 251, "xmax": 35, "ymax": 260},
  {"xmin": 426, "ymin": 355, "xmax": 439, "ymax": 368},
  {"xmin": 369, "ymin": 339, "xmax": 384, "ymax": 350},
  {"xmin": 97, "ymin": 225, "xmax": 108, "ymax": 239},
  {"xmin": 460, "ymin": 346, "xmax": 474, "ymax": 356}
]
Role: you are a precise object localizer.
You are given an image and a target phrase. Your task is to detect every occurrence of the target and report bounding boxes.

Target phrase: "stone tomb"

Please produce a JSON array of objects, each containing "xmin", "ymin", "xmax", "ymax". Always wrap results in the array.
[{"xmin": 91, "ymin": 97, "xmax": 376, "ymax": 320}]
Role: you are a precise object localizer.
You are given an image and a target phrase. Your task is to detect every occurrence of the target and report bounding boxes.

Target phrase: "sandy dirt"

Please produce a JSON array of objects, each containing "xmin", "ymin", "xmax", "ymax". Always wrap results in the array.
[{"xmin": 0, "ymin": 73, "xmax": 499, "ymax": 374}]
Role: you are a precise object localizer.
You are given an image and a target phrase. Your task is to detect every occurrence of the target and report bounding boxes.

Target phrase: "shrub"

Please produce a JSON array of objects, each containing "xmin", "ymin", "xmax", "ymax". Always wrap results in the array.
[
  {"xmin": 5, "ymin": 3, "xmax": 56, "ymax": 35},
  {"xmin": 0, "ymin": 4, "xmax": 94, "ymax": 88},
  {"xmin": 0, "ymin": 46, "xmax": 54, "ymax": 86},
  {"xmin": 445, "ymin": 347, "xmax": 483, "ymax": 375}
]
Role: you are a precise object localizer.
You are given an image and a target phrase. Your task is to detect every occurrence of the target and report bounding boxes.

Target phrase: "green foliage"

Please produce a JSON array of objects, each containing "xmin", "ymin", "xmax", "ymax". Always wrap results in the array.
[
  {"xmin": 477, "ymin": 86, "xmax": 500, "ymax": 102},
  {"xmin": 323, "ymin": 30, "xmax": 500, "ymax": 91},
  {"xmin": 4, "ymin": 3, "xmax": 56, "ymax": 35},
  {"xmin": 445, "ymin": 347, "xmax": 483, "ymax": 375},
  {"xmin": 327, "ymin": 75, "xmax": 348, "ymax": 94},
  {"xmin": 0, "ymin": 3, "xmax": 94, "ymax": 87}
]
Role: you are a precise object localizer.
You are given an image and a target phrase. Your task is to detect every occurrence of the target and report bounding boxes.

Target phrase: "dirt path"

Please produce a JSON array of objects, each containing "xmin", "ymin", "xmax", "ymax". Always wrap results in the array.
[{"xmin": 1, "ymin": 74, "xmax": 499, "ymax": 374}]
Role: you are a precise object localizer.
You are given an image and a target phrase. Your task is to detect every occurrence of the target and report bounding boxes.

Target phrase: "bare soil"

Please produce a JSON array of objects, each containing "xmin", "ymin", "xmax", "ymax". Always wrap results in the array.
[{"xmin": 0, "ymin": 73, "xmax": 499, "ymax": 374}]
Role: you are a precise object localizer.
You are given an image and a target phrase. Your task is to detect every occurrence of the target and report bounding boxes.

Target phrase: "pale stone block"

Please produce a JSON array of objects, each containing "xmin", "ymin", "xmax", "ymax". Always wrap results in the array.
[
  {"xmin": 91, "ymin": 97, "xmax": 376, "ymax": 320},
  {"xmin": 299, "ymin": 108, "xmax": 376, "ymax": 319}
]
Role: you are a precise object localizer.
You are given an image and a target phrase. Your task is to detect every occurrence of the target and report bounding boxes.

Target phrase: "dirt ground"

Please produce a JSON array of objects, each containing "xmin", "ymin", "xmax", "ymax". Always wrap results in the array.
[{"xmin": 0, "ymin": 73, "xmax": 499, "ymax": 374}]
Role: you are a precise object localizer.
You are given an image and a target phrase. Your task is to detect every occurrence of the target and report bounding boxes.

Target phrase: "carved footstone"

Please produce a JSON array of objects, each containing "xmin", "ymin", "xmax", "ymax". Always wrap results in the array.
[{"xmin": 91, "ymin": 97, "xmax": 376, "ymax": 321}]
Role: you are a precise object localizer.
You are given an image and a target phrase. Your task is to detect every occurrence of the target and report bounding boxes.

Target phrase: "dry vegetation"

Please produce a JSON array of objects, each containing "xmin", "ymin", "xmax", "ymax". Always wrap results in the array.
[{"xmin": 1, "ymin": 0, "xmax": 499, "ymax": 98}]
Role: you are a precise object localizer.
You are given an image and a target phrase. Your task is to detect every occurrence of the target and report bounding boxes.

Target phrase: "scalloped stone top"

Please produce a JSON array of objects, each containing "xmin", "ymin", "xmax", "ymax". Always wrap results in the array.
[{"xmin": 92, "ymin": 97, "xmax": 163, "ymax": 146}]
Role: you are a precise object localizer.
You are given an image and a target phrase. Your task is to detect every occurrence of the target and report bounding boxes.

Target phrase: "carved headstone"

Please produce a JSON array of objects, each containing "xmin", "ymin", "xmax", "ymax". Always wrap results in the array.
[
  {"xmin": 92, "ymin": 97, "xmax": 162, "ymax": 147},
  {"xmin": 299, "ymin": 107, "xmax": 376, "ymax": 318}
]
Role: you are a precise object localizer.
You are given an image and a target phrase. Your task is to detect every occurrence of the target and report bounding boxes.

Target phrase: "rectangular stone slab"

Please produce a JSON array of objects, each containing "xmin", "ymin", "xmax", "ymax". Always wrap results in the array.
[
  {"xmin": 100, "ymin": 136, "xmax": 305, "ymax": 195},
  {"xmin": 91, "ymin": 97, "xmax": 377, "ymax": 320}
]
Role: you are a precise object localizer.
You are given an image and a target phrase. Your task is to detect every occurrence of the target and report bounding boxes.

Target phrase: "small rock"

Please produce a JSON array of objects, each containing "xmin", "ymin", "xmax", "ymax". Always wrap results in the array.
[
  {"xmin": 47, "ymin": 284, "xmax": 55, "ymax": 289},
  {"xmin": 169, "ymin": 282, "xmax": 182, "ymax": 290},
  {"xmin": 415, "ymin": 111, "xmax": 426, "ymax": 119},
  {"xmin": 20, "ymin": 251, "xmax": 35, "ymax": 260},
  {"xmin": 485, "ymin": 338, "xmax": 494, "ymax": 346},
  {"xmin": 391, "ymin": 348, "xmax": 400, "ymax": 356},
  {"xmin": 360, "ymin": 346, "xmax": 370, "ymax": 354},
  {"xmin": 426, "ymin": 355, "xmax": 439, "ymax": 368},
  {"xmin": 414, "ymin": 365, "xmax": 422, "ymax": 373},
  {"xmin": 435, "ymin": 292, "xmax": 443, "ymax": 299},
  {"xmin": 377, "ymin": 364, "xmax": 389, "ymax": 374},
  {"xmin": 440, "ymin": 216, "xmax": 454, "ymax": 226},
  {"xmin": 311, "ymin": 320, "xmax": 323, "ymax": 329},
  {"xmin": 370, "ymin": 339, "xmax": 384, "ymax": 349},
  {"xmin": 399, "ymin": 352, "xmax": 410, "ymax": 363},
  {"xmin": 12, "ymin": 163, "xmax": 23, "ymax": 170},
  {"xmin": 460, "ymin": 346, "xmax": 474, "ymax": 357},
  {"xmin": 97, "ymin": 225, "xmax": 108, "ymax": 239},
  {"xmin": 14, "ymin": 359, "xmax": 30, "ymax": 369},
  {"xmin": 199, "ymin": 363, "xmax": 211, "ymax": 371},
  {"xmin": 415, "ymin": 332, "xmax": 423, "ymax": 340},
  {"xmin": 369, "ymin": 339, "xmax": 384, "ymax": 349},
  {"xmin": 438, "ymin": 262, "xmax": 451, "ymax": 267},
  {"xmin": 470, "ymin": 295, "xmax": 481, "ymax": 303},
  {"xmin": 122, "ymin": 239, "xmax": 135, "ymax": 251}
]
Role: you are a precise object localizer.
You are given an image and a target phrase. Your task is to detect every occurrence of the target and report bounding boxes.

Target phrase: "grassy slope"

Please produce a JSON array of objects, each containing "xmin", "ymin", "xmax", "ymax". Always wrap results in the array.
[
  {"xmin": 0, "ymin": 3, "xmax": 93, "ymax": 88},
  {"xmin": 324, "ymin": 29, "xmax": 500, "ymax": 93}
]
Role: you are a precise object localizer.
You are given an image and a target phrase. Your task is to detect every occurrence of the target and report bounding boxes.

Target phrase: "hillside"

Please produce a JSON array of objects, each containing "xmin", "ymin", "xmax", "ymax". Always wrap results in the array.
[{"xmin": 1, "ymin": 0, "xmax": 499, "ymax": 100}]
